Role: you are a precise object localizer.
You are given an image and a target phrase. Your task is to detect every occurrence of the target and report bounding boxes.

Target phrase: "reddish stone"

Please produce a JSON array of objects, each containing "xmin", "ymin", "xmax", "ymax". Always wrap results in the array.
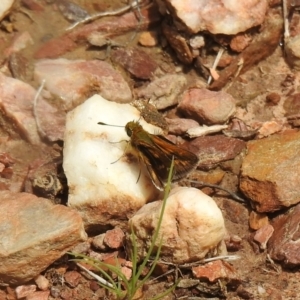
[
  {"xmin": 189, "ymin": 135, "xmax": 246, "ymax": 170},
  {"xmin": 225, "ymin": 234, "xmax": 243, "ymax": 252},
  {"xmin": 139, "ymin": 31, "xmax": 158, "ymax": 47},
  {"xmin": 0, "ymin": 289, "xmax": 6, "ymax": 300},
  {"xmin": 268, "ymin": 203, "xmax": 300, "ymax": 267},
  {"xmin": 240, "ymin": 131, "xmax": 300, "ymax": 212},
  {"xmin": 166, "ymin": 118, "xmax": 199, "ymax": 135},
  {"xmin": 15, "ymin": 285, "xmax": 36, "ymax": 299},
  {"xmin": 0, "ymin": 191, "xmax": 87, "ymax": 284},
  {"xmin": 0, "ymin": 152, "xmax": 14, "ymax": 166},
  {"xmin": 230, "ymin": 33, "xmax": 252, "ymax": 52},
  {"xmin": 21, "ymin": 0, "xmax": 44, "ymax": 12},
  {"xmin": 253, "ymin": 224, "xmax": 274, "ymax": 250},
  {"xmin": 266, "ymin": 92, "xmax": 281, "ymax": 105},
  {"xmin": 192, "ymin": 260, "xmax": 240, "ymax": 285},
  {"xmin": 249, "ymin": 211, "xmax": 269, "ymax": 230},
  {"xmin": 26, "ymin": 291, "xmax": 50, "ymax": 300},
  {"xmin": 178, "ymin": 88, "xmax": 236, "ymax": 125},
  {"xmin": 103, "ymin": 228, "xmax": 125, "ymax": 249},
  {"xmin": 89, "ymin": 281, "xmax": 99, "ymax": 292},
  {"xmin": 64, "ymin": 271, "xmax": 81, "ymax": 288},
  {"xmin": 111, "ymin": 47, "xmax": 157, "ymax": 80}
]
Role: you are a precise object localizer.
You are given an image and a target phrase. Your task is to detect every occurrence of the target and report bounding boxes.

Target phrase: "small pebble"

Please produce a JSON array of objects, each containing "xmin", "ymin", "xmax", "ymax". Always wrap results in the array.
[
  {"xmin": 34, "ymin": 274, "xmax": 49, "ymax": 291},
  {"xmin": 64, "ymin": 271, "xmax": 81, "ymax": 288},
  {"xmin": 139, "ymin": 31, "xmax": 158, "ymax": 47},
  {"xmin": 266, "ymin": 92, "xmax": 281, "ymax": 105}
]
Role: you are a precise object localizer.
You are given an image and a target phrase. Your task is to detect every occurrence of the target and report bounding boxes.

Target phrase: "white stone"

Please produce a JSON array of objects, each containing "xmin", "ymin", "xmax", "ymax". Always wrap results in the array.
[
  {"xmin": 163, "ymin": 0, "xmax": 268, "ymax": 35},
  {"xmin": 0, "ymin": 0, "xmax": 14, "ymax": 21},
  {"xmin": 128, "ymin": 186, "xmax": 226, "ymax": 263},
  {"xmin": 63, "ymin": 95, "xmax": 162, "ymax": 230},
  {"xmin": 186, "ymin": 124, "xmax": 228, "ymax": 138}
]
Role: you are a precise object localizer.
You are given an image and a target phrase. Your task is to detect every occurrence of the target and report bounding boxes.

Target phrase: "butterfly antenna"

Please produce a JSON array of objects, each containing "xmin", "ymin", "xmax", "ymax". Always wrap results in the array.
[{"xmin": 98, "ymin": 122, "xmax": 123, "ymax": 128}]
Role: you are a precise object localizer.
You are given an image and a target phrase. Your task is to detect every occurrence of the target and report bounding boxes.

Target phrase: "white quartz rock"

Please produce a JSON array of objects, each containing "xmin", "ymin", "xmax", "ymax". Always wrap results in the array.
[
  {"xmin": 63, "ymin": 95, "xmax": 161, "ymax": 230},
  {"xmin": 163, "ymin": 0, "xmax": 268, "ymax": 35},
  {"xmin": 128, "ymin": 186, "xmax": 226, "ymax": 263},
  {"xmin": 0, "ymin": 0, "xmax": 14, "ymax": 21}
]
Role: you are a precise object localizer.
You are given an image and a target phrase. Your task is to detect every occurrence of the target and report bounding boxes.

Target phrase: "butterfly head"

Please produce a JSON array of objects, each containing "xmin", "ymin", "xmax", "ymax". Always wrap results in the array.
[{"xmin": 125, "ymin": 121, "xmax": 142, "ymax": 138}]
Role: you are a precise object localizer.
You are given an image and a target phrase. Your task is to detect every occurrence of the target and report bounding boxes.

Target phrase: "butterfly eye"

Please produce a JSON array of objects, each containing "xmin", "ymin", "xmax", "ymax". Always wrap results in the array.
[{"xmin": 125, "ymin": 126, "xmax": 132, "ymax": 137}]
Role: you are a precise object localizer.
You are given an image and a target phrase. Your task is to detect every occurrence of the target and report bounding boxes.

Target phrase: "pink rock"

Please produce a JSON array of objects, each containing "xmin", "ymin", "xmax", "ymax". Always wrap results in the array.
[
  {"xmin": 121, "ymin": 266, "xmax": 132, "ymax": 281},
  {"xmin": 92, "ymin": 234, "xmax": 107, "ymax": 251},
  {"xmin": 178, "ymin": 88, "xmax": 236, "ymax": 125},
  {"xmin": 0, "ymin": 73, "xmax": 65, "ymax": 143},
  {"xmin": 189, "ymin": 135, "xmax": 246, "ymax": 169},
  {"xmin": 26, "ymin": 291, "xmax": 50, "ymax": 300},
  {"xmin": 20, "ymin": 0, "xmax": 44, "ymax": 12},
  {"xmin": 4, "ymin": 31, "xmax": 33, "ymax": 58},
  {"xmin": 0, "ymin": 152, "xmax": 14, "ymax": 179},
  {"xmin": 253, "ymin": 224, "xmax": 274, "ymax": 250},
  {"xmin": 166, "ymin": 118, "xmax": 199, "ymax": 135},
  {"xmin": 257, "ymin": 120, "xmax": 284, "ymax": 138},
  {"xmin": 104, "ymin": 228, "xmax": 125, "ymax": 249},
  {"xmin": 15, "ymin": 285, "xmax": 36, "ymax": 299},
  {"xmin": 111, "ymin": 47, "xmax": 158, "ymax": 80},
  {"xmin": 230, "ymin": 33, "xmax": 252, "ymax": 52},
  {"xmin": 268, "ymin": 203, "xmax": 300, "ymax": 267},
  {"xmin": 217, "ymin": 197, "xmax": 249, "ymax": 226},
  {"xmin": 0, "ymin": 191, "xmax": 87, "ymax": 284},
  {"xmin": 0, "ymin": 73, "xmax": 41, "ymax": 144},
  {"xmin": 34, "ymin": 59, "xmax": 132, "ymax": 109},
  {"xmin": 64, "ymin": 271, "xmax": 81, "ymax": 288},
  {"xmin": 192, "ymin": 260, "xmax": 240, "ymax": 283},
  {"xmin": 225, "ymin": 234, "xmax": 242, "ymax": 252},
  {"xmin": 0, "ymin": 152, "xmax": 14, "ymax": 166}
]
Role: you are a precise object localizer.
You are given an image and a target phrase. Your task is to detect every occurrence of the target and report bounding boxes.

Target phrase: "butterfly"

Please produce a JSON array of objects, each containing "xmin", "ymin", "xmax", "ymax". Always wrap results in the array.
[{"xmin": 98, "ymin": 120, "xmax": 199, "ymax": 190}]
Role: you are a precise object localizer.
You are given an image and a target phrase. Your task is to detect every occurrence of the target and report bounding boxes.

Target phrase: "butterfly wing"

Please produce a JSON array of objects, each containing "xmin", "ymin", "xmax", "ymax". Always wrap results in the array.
[{"xmin": 134, "ymin": 134, "xmax": 199, "ymax": 186}]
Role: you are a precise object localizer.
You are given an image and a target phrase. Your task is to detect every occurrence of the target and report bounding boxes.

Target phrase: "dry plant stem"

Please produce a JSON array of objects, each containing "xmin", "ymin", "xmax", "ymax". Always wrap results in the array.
[
  {"xmin": 282, "ymin": 0, "xmax": 290, "ymax": 40},
  {"xmin": 126, "ymin": 1, "xmax": 144, "ymax": 44},
  {"xmin": 207, "ymin": 48, "xmax": 224, "ymax": 85},
  {"xmin": 150, "ymin": 255, "xmax": 241, "ymax": 269},
  {"xmin": 188, "ymin": 180, "xmax": 245, "ymax": 203},
  {"xmin": 66, "ymin": 0, "xmax": 150, "ymax": 31},
  {"xmin": 33, "ymin": 79, "xmax": 47, "ymax": 139},
  {"xmin": 76, "ymin": 263, "xmax": 114, "ymax": 288}
]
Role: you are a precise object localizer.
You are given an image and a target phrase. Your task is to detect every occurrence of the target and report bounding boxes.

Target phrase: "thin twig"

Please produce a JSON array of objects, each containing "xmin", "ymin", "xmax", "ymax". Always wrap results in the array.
[
  {"xmin": 188, "ymin": 180, "xmax": 246, "ymax": 203},
  {"xmin": 282, "ymin": 0, "xmax": 290, "ymax": 40},
  {"xmin": 207, "ymin": 48, "xmax": 224, "ymax": 85},
  {"xmin": 126, "ymin": 0, "xmax": 145, "ymax": 45},
  {"xmin": 203, "ymin": 255, "xmax": 241, "ymax": 263},
  {"xmin": 66, "ymin": 0, "xmax": 148, "ymax": 31},
  {"xmin": 149, "ymin": 255, "xmax": 241, "ymax": 269},
  {"xmin": 33, "ymin": 79, "xmax": 47, "ymax": 139}
]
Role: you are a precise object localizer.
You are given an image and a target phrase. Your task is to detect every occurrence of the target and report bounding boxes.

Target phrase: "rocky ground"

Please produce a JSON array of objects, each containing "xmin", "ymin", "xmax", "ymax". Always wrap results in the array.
[{"xmin": 0, "ymin": 0, "xmax": 300, "ymax": 299}]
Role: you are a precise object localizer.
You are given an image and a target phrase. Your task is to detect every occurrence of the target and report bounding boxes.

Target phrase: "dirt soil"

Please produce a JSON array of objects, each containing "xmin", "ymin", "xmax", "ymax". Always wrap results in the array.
[{"xmin": 1, "ymin": 0, "xmax": 300, "ymax": 299}]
